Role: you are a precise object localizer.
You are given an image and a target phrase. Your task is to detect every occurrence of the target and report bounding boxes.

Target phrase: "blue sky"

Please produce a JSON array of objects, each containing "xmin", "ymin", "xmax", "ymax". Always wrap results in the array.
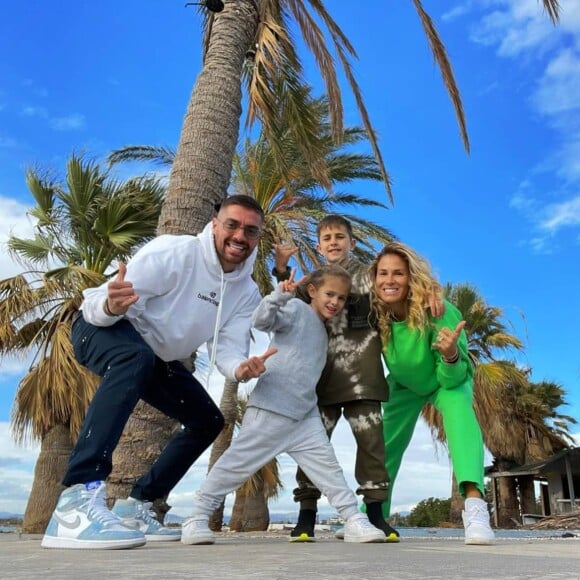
[{"xmin": 1, "ymin": 1, "xmax": 579, "ymax": 518}]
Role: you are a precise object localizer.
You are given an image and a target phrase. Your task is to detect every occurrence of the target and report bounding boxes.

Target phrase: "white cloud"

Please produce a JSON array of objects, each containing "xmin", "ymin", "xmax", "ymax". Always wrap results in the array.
[
  {"xmin": 0, "ymin": 195, "xmax": 35, "ymax": 279},
  {"xmin": 532, "ymin": 48, "xmax": 580, "ymax": 116},
  {"xmin": 20, "ymin": 79, "xmax": 49, "ymax": 98},
  {"xmin": 0, "ymin": 357, "xmax": 32, "ymax": 380},
  {"xmin": 49, "ymin": 114, "xmax": 86, "ymax": 131},
  {"xmin": 468, "ymin": 0, "xmax": 578, "ymax": 57},
  {"xmin": 19, "ymin": 105, "xmax": 85, "ymax": 132},
  {"xmin": 0, "ymin": 136, "xmax": 17, "ymax": 149},
  {"xmin": 509, "ymin": 184, "xmax": 580, "ymax": 251},
  {"xmin": 532, "ymin": 47, "xmax": 580, "ymax": 184},
  {"xmin": 442, "ymin": 2, "xmax": 475, "ymax": 22},
  {"xmin": 554, "ymin": 137, "xmax": 580, "ymax": 182},
  {"xmin": 0, "ymin": 422, "xmax": 39, "ymax": 515},
  {"xmin": 468, "ymin": 0, "xmax": 580, "ymax": 248},
  {"xmin": 21, "ymin": 105, "xmax": 48, "ymax": 118},
  {"xmin": 539, "ymin": 196, "xmax": 580, "ymax": 231}
]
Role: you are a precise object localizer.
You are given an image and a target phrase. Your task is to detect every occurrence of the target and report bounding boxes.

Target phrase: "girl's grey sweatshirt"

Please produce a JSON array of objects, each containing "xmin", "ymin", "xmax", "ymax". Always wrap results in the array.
[{"xmin": 248, "ymin": 288, "xmax": 328, "ymax": 421}]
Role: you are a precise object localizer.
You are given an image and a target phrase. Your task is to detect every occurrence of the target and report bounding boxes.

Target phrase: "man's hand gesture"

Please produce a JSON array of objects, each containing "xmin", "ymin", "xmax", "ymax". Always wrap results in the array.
[{"xmin": 105, "ymin": 262, "xmax": 139, "ymax": 316}]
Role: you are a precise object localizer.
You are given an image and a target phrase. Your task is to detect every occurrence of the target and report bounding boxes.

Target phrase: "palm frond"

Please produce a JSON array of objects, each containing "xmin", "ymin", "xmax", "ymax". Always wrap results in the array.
[
  {"xmin": 8, "ymin": 234, "xmax": 57, "ymax": 267},
  {"xmin": 410, "ymin": 0, "xmax": 469, "ymax": 153},
  {"xmin": 425, "ymin": 284, "xmax": 573, "ymax": 464},
  {"xmin": 542, "ymin": 0, "xmax": 560, "ymax": 24},
  {"xmin": 25, "ymin": 169, "xmax": 57, "ymax": 227},
  {"xmin": 108, "ymin": 145, "xmax": 176, "ymax": 167},
  {"xmin": 3, "ymin": 152, "xmax": 165, "ymax": 442}
]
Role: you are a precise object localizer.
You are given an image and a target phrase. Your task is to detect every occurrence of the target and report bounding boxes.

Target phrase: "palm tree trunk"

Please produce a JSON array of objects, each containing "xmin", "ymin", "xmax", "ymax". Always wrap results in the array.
[
  {"xmin": 239, "ymin": 477, "xmax": 270, "ymax": 531},
  {"xmin": 22, "ymin": 424, "xmax": 72, "ymax": 533},
  {"xmin": 111, "ymin": 1, "xmax": 259, "ymax": 516},
  {"xmin": 229, "ymin": 486, "xmax": 247, "ymax": 531},
  {"xmin": 158, "ymin": 0, "xmax": 259, "ymax": 234},
  {"xmin": 208, "ymin": 378, "xmax": 240, "ymax": 531},
  {"xmin": 229, "ymin": 472, "xmax": 270, "ymax": 532}
]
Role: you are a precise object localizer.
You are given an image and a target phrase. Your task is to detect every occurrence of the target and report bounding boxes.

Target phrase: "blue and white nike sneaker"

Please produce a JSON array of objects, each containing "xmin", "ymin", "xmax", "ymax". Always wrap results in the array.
[
  {"xmin": 41, "ymin": 482, "xmax": 146, "ymax": 549},
  {"xmin": 112, "ymin": 497, "xmax": 181, "ymax": 541}
]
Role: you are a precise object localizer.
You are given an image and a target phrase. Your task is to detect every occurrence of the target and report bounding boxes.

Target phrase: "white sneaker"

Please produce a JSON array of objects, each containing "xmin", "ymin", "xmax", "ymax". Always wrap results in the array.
[
  {"xmin": 343, "ymin": 513, "xmax": 386, "ymax": 543},
  {"xmin": 462, "ymin": 498, "xmax": 495, "ymax": 545},
  {"xmin": 41, "ymin": 482, "xmax": 146, "ymax": 550},
  {"xmin": 181, "ymin": 515, "xmax": 215, "ymax": 545},
  {"xmin": 334, "ymin": 526, "xmax": 344, "ymax": 540},
  {"xmin": 112, "ymin": 498, "xmax": 181, "ymax": 542}
]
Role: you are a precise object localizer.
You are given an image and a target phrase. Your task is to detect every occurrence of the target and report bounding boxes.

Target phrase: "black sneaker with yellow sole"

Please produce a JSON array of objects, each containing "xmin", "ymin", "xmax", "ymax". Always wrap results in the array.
[
  {"xmin": 289, "ymin": 509, "xmax": 316, "ymax": 543},
  {"xmin": 366, "ymin": 502, "xmax": 401, "ymax": 543}
]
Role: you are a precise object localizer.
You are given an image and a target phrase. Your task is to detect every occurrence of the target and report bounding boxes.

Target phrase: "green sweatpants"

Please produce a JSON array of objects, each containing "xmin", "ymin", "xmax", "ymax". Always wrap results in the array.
[{"xmin": 382, "ymin": 380, "xmax": 484, "ymax": 518}]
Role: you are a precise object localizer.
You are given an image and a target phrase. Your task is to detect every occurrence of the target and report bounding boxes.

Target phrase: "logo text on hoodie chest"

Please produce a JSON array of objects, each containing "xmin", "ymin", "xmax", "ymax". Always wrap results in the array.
[{"xmin": 197, "ymin": 291, "xmax": 220, "ymax": 307}]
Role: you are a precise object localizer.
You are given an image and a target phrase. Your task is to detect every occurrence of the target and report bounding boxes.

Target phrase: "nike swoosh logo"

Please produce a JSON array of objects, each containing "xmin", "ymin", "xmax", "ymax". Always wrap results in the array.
[
  {"xmin": 54, "ymin": 513, "xmax": 81, "ymax": 529},
  {"xmin": 121, "ymin": 519, "xmax": 141, "ymax": 530}
]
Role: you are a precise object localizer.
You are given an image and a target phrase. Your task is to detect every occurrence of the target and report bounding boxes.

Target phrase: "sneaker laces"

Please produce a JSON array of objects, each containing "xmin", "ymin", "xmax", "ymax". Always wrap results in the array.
[
  {"xmin": 359, "ymin": 518, "xmax": 378, "ymax": 531},
  {"xmin": 349, "ymin": 514, "xmax": 375, "ymax": 530},
  {"xmin": 82, "ymin": 483, "xmax": 124, "ymax": 528},
  {"xmin": 465, "ymin": 502, "xmax": 489, "ymax": 526},
  {"xmin": 135, "ymin": 501, "xmax": 162, "ymax": 528}
]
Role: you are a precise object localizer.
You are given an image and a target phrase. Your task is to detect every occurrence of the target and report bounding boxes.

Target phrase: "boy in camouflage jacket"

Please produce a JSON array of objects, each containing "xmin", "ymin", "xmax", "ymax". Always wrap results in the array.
[{"xmin": 274, "ymin": 215, "xmax": 399, "ymax": 542}]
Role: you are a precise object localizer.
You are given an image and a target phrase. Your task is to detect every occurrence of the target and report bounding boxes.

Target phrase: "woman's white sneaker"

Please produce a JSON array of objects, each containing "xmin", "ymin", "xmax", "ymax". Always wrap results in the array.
[{"xmin": 463, "ymin": 497, "xmax": 495, "ymax": 545}]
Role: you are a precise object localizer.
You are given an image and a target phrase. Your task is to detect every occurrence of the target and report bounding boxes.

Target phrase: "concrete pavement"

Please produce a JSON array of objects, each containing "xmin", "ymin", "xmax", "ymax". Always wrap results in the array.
[{"xmin": 3, "ymin": 530, "xmax": 579, "ymax": 579}]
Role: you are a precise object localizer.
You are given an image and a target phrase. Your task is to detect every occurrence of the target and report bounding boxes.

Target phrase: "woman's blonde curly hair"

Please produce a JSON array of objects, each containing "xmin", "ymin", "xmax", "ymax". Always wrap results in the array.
[{"xmin": 369, "ymin": 242, "xmax": 442, "ymax": 346}]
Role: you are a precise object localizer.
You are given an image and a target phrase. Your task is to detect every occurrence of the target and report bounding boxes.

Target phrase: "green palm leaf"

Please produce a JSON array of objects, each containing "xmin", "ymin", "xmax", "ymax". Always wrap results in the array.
[{"xmin": 1, "ymin": 153, "xmax": 165, "ymax": 442}]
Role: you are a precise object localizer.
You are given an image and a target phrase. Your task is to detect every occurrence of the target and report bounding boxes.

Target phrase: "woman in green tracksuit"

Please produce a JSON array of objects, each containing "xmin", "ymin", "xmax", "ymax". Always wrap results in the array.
[{"xmin": 369, "ymin": 242, "xmax": 495, "ymax": 545}]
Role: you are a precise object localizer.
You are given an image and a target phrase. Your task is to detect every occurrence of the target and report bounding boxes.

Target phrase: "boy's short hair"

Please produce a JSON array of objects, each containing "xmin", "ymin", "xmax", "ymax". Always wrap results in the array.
[
  {"xmin": 215, "ymin": 195, "xmax": 264, "ymax": 221},
  {"xmin": 316, "ymin": 215, "xmax": 353, "ymax": 240}
]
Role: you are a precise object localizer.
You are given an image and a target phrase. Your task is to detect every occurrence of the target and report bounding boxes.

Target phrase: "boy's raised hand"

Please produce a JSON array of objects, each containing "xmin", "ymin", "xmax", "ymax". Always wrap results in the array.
[
  {"xmin": 106, "ymin": 262, "xmax": 139, "ymax": 316},
  {"xmin": 273, "ymin": 240, "xmax": 298, "ymax": 274},
  {"xmin": 235, "ymin": 347, "xmax": 278, "ymax": 383},
  {"xmin": 279, "ymin": 268, "xmax": 306, "ymax": 294},
  {"xmin": 426, "ymin": 282, "xmax": 445, "ymax": 318}
]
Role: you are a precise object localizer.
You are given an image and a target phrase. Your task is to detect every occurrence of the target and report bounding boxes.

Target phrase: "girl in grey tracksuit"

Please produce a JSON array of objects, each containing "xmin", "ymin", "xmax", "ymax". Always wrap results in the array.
[{"xmin": 185, "ymin": 266, "xmax": 386, "ymax": 544}]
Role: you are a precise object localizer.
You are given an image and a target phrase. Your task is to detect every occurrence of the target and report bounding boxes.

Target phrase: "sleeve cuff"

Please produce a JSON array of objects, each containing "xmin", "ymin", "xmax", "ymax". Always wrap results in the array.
[{"xmin": 271, "ymin": 265, "xmax": 291, "ymax": 281}]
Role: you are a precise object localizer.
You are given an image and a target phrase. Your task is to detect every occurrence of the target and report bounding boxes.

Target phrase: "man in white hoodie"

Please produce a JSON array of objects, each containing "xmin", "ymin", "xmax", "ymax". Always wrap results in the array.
[{"xmin": 42, "ymin": 195, "xmax": 272, "ymax": 550}]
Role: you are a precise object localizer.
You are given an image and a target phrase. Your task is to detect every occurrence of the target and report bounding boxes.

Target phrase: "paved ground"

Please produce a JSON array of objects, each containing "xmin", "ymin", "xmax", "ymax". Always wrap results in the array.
[{"xmin": 2, "ymin": 531, "xmax": 579, "ymax": 580}]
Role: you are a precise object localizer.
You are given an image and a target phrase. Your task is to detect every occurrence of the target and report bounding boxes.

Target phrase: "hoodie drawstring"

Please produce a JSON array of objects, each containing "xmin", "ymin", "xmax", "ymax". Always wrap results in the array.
[{"xmin": 206, "ymin": 269, "xmax": 226, "ymax": 388}]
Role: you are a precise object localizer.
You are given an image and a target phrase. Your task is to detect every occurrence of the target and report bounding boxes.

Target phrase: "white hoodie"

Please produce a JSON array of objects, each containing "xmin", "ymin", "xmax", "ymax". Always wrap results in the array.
[{"xmin": 80, "ymin": 223, "xmax": 261, "ymax": 380}]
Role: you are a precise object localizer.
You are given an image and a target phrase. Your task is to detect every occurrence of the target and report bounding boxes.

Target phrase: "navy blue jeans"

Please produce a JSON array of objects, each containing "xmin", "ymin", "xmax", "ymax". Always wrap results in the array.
[{"xmin": 63, "ymin": 315, "xmax": 225, "ymax": 501}]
